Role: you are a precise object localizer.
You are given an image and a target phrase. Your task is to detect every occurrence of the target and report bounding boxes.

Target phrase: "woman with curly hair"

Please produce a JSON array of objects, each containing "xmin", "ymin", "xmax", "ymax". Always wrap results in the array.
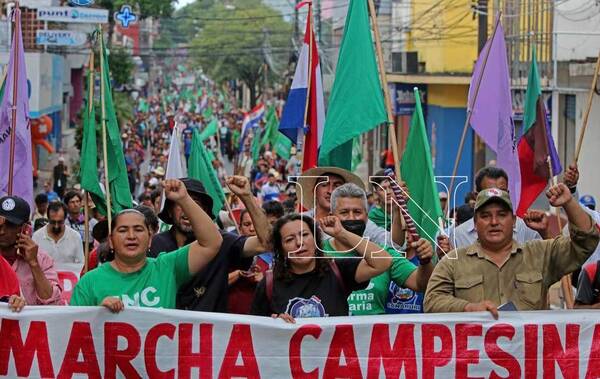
[{"xmin": 250, "ymin": 213, "xmax": 392, "ymax": 322}]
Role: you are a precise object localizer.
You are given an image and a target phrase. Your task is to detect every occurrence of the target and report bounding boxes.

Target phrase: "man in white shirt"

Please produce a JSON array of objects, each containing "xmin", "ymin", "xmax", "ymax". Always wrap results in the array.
[
  {"xmin": 260, "ymin": 171, "xmax": 281, "ymax": 202},
  {"xmin": 449, "ymin": 166, "xmax": 547, "ymax": 249},
  {"xmin": 32, "ymin": 202, "xmax": 83, "ymax": 265}
]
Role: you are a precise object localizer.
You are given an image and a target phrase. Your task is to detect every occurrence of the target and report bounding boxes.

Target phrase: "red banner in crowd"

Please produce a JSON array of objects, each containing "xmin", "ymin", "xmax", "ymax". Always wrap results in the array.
[{"xmin": 1, "ymin": 306, "xmax": 600, "ymax": 378}]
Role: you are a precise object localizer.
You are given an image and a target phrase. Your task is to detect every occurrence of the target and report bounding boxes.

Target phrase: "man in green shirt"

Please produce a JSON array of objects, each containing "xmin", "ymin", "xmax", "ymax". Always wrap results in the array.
[
  {"xmin": 321, "ymin": 183, "xmax": 434, "ymax": 315},
  {"xmin": 369, "ymin": 170, "xmax": 395, "ymax": 231},
  {"xmin": 70, "ymin": 179, "xmax": 223, "ymax": 311}
]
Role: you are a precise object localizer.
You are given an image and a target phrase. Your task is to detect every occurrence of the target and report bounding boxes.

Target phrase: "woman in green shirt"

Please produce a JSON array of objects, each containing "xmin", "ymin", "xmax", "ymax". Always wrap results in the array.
[{"xmin": 70, "ymin": 179, "xmax": 223, "ymax": 312}]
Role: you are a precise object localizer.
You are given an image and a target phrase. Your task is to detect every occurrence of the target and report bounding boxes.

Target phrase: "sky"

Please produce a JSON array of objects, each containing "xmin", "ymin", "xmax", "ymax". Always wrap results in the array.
[{"xmin": 175, "ymin": 0, "xmax": 195, "ymax": 10}]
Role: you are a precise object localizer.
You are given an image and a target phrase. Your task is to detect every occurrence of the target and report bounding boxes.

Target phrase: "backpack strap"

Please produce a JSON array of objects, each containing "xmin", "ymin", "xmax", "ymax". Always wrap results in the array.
[
  {"xmin": 328, "ymin": 260, "xmax": 347, "ymax": 294},
  {"xmin": 265, "ymin": 269, "xmax": 274, "ymax": 304}
]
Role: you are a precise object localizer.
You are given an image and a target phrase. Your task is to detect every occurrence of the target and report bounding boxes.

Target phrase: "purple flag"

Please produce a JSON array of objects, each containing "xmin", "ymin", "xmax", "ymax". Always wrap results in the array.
[
  {"xmin": 468, "ymin": 15, "xmax": 521, "ymax": 208},
  {"xmin": 0, "ymin": 8, "xmax": 33, "ymax": 207}
]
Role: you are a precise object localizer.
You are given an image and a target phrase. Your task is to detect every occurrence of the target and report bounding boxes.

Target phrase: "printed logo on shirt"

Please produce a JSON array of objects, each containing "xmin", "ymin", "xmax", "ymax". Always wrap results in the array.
[
  {"xmin": 348, "ymin": 280, "xmax": 376, "ymax": 313},
  {"xmin": 286, "ymin": 296, "xmax": 328, "ymax": 318},
  {"xmin": 119, "ymin": 287, "xmax": 160, "ymax": 307},
  {"xmin": 385, "ymin": 282, "xmax": 423, "ymax": 313}
]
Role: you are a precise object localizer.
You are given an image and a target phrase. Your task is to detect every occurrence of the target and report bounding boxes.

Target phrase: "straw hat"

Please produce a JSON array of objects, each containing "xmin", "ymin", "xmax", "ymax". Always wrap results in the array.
[
  {"xmin": 268, "ymin": 168, "xmax": 280, "ymax": 179},
  {"xmin": 296, "ymin": 167, "xmax": 365, "ymax": 210}
]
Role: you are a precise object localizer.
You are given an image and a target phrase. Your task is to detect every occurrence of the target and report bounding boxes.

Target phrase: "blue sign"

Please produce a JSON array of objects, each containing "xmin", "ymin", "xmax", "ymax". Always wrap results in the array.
[
  {"xmin": 115, "ymin": 5, "xmax": 137, "ymax": 28},
  {"xmin": 68, "ymin": 0, "xmax": 95, "ymax": 5},
  {"xmin": 391, "ymin": 83, "xmax": 427, "ymax": 116},
  {"xmin": 36, "ymin": 30, "xmax": 87, "ymax": 46}
]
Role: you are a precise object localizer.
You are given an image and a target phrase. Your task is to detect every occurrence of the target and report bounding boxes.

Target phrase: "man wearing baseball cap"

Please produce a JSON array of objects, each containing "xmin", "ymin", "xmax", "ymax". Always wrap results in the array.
[
  {"xmin": 0, "ymin": 196, "xmax": 63, "ymax": 305},
  {"xmin": 424, "ymin": 184, "xmax": 599, "ymax": 316},
  {"xmin": 149, "ymin": 177, "xmax": 270, "ymax": 313}
]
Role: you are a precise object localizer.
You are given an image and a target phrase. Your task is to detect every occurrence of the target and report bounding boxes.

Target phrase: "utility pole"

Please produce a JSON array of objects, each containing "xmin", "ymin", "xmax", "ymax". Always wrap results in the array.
[
  {"xmin": 477, "ymin": 0, "xmax": 488, "ymax": 53},
  {"xmin": 474, "ymin": 0, "xmax": 489, "ymax": 176},
  {"xmin": 367, "ymin": 130, "xmax": 374, "ymax": 177},
  {"xmin": 294, "ymin": 0, "xmax": 300, "ymax": 43},
  {"xmin": 315, "ymin": 0, "xmax": 322, "ymax": 43}
]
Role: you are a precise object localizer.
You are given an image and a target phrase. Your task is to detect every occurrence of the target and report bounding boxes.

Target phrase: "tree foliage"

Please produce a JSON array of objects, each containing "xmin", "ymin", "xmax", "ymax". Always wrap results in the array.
[
  {"xmin": 108, "ymin": 47, "xmax": 135, "ymax": 87},
  {"xmin": 155, "ymin": 0, "xmax": 215, "ymax": 48},
  {"xmin": 190, "ymin": 0, "xmax": 292, "ymax": 106},
  {"xmin": 97, "ymin": 0, "xmax": 175, "ymax": 19},
  {"xmin": 97, "ymin": 0, "xmax": 176, "ymax": 47}
]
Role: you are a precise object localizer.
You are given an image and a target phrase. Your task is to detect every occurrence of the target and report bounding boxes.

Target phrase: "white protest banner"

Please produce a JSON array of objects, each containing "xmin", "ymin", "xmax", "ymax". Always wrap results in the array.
[{"xmin": 2, "ymin": 306, "xmax": 600, "ymax": 378}]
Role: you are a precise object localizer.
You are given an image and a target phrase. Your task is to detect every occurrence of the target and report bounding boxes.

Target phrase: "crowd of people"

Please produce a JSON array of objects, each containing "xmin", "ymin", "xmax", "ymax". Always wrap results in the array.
[{"xmin": 2, "ymin": 74, "xmax": 600, "ymax": 322}]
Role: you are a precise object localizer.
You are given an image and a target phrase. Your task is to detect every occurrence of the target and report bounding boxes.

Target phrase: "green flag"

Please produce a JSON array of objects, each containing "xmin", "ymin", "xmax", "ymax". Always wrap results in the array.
[
  {"xmin": 79, "ymin": 69, "xmax": 108, "ymax": 215},
  {"xmin": 188, "ymin": 130, "xmax": 225, "ymax": 218},
  {"xmin": 232, "ymin": 129, "xmax": 240, "ymax": 148},
  {"xmin": 251, "ymin": 128, "xmax": 263, "ymax": 162},
  {"xmin": 100, "ymin": 37, "xmax": 133, "ymax": 213},
  {"xmin": 318, "ymin": 0, "xmax": 387, "ymax": 169},
  {"xmin": 260, "ymin": 106, "xmax": 279, "ymax": 147},
  {"xmin": 138, "ymin": 98, "xmax": 149, "ymax": 113},
  {"xmin": 202, "ymin": 106, "xmax": 213, "ymax": 119},
  {"xmin": 351, "ymin": 137, "xmax": 363, "ymax": 172},
  {"xmin": 273, "ymin": 132, "xmax": 292, "ymax": 160},
  {"xmin": 0, "ymin": 73, "xmax": 5, "ymax": 103},
  {"xmin": 223, "ymin": 98, "xmax": 231, "ymax": 113},
  {"xmin": 179, "ymin": 88, "xmax": 193, "ymax": 102},
  {"xmin": 400, "ymin": 89, "xmax": 442, "ymax": 244},
  {"xmin": 198, "ymin": 118, "xmax": 218, "ymax": 141}
]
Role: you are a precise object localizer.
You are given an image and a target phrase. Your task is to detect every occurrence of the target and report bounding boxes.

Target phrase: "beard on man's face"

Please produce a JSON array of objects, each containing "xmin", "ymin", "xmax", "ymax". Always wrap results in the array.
[{"xmin": 173, "ymin": 216, "xmax": 194, "ymax": 236}]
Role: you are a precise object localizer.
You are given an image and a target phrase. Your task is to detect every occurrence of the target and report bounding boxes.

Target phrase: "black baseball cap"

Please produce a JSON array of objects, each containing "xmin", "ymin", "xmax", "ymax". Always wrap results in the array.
[
  {"xmin": 0, "ymin": 196, "xmax": 31, "ymax": 225},
  {"xmin": 157, "ymin": 178, "xmax": 215, "ymax": 223}
]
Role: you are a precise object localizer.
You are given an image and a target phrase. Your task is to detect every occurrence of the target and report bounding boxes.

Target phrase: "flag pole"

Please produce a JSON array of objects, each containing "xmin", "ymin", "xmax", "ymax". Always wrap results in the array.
[
  {"xmin": 538, "ymin": 76, "xmax": 574, "ymax": 308},
  {"xmin": 573, "ymin": 51, "xmax": 600, "ymax": 164},
  {"xmin": 223, "ymin": 197, "xmax": 241, "ymax": 235},
  {"xmin": 99, "ymin": 30, "xmax": 112, "ymax": 230},
  {"xmin": 215, "ymin": 120, "xmax": 223, "ymax": 162},
  {"xmin": 448, "ymin": 13, "xmax": 503, "ymax": 210},
  {"xmin": 370, "ymin": 0, "xmax": 422, "ymax": 241},
  {"xmin": 368, "ymin": 0, "xmax": 401, "ymax": 180},
  {"xmin": 7, "ymin": 5, "xmax": 21, "ymax": 195},
  {"xmin": 83, "ymin": 51, "xmax": 95, "ymax": 274},
  {"xmin": 547, "ymin": 158, "xmax": 574, "ymax": 308},
  {"xmin": 298, "ymin": 1, "xmax": 313, "ymax": 173}
]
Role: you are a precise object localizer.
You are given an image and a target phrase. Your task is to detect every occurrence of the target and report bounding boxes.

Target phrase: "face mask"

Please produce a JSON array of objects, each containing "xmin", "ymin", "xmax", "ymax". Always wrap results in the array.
[{"xmin": 340, "ymin": 220, "xmax": 366, "ymax": 237}]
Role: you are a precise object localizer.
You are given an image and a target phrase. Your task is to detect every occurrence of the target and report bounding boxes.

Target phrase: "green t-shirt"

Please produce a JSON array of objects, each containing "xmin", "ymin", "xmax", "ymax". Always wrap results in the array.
[
  {"xmin": 368, "ymin": 206, "xmax": 391, "ymax": 231},
  {"xmin": 70, "ymin": 245, "xmax": 191, "ymax": 309},
  {"xmin": 322, "ymin": 239, "xmax": 416, "ymax": 315},
  {"xmin": 232, "ymin": 129, "xmax": 240, "ymax": 147}
]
